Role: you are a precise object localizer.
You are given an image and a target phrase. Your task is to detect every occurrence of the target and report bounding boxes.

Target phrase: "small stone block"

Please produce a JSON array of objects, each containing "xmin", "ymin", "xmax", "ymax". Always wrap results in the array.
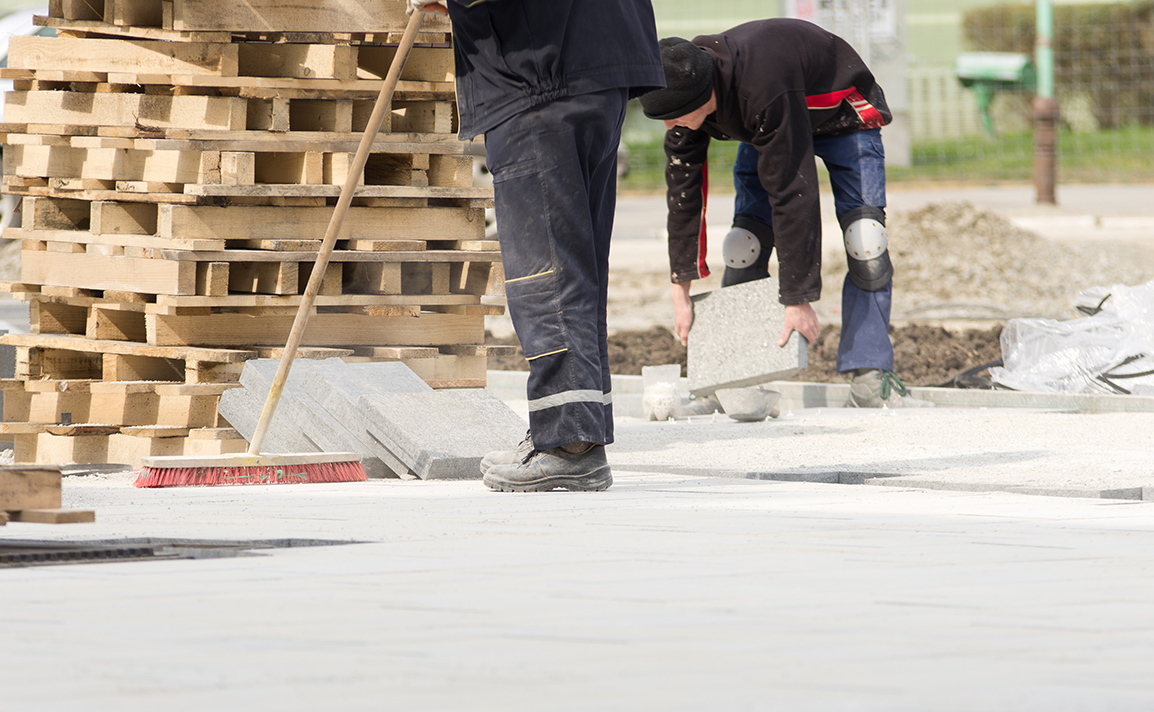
[{"xmin": 688, "ymin": 277, "xmax": 807, "ymax": 396}]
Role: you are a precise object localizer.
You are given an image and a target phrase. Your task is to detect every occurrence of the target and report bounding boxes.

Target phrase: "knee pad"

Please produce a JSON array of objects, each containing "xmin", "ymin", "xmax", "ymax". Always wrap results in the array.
[
  {"xmin": 841, "ymin": 206, "xmax": 892, "ymax": 291},
  {"xmin": 722, "ymin": 226, "xmax": 761, "ymax": 268}
]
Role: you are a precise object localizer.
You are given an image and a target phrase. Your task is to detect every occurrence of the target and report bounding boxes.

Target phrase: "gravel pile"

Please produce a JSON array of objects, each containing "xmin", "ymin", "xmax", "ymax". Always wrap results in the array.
[{"xmin": 878, "ymin": 201, "xmax": 1154, "ymax": 320}]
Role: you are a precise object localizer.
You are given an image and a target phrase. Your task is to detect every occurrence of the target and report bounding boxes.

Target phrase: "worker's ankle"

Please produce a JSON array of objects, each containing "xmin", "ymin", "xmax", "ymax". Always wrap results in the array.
[{"xmin": 559, "ymin": 441, "xmax": 595, "ymax": 455}]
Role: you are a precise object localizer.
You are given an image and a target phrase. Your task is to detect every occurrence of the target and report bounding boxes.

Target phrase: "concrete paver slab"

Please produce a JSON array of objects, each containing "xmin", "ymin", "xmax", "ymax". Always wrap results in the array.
[
  {"xmin": 358, "ymin": 389, "xmax": 527, "ymax": 479},
  {"xmin": 688, "ymin": 277, "xmax": 807, "ymax": 395}
]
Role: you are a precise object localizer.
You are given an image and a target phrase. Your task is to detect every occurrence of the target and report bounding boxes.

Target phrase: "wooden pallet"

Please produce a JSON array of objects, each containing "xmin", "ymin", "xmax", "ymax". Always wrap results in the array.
[
  {"xmin": 0, "ymin": 2, "xmax": 509, "ymax": 468},
  {"xmin": 47, "ymin": 0, "xmax": 454, "ymax": 37}
]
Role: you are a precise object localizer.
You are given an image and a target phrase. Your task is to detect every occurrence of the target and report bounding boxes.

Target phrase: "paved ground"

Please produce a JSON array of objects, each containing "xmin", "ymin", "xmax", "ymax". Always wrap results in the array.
[
  {"xmin": 3, "ymin": 183, "xmax": 1154, "ymax": 710},
  {"xmin": 4, "ymin": 465, "xmax": 1154, "ymax": 710}
]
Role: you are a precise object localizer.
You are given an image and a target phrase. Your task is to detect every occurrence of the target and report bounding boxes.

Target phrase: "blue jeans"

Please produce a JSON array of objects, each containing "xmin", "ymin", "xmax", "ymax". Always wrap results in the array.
[
  {"xmin": 483, "ymin": 89, "xmax": 628, "ymax": 449},
  {"xmin": 729, "ymin": 129, "xmax": 894, "ymax": 373}
]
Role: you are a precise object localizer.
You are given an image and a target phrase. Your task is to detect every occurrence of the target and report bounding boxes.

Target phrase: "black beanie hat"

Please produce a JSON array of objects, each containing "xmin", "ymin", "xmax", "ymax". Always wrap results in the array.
[{"xmin": 640, "ymin": 37, "xmax": 715, "ymax": 121}]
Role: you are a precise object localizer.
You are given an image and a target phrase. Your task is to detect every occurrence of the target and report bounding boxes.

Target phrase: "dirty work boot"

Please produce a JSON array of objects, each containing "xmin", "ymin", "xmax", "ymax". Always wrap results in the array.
[
  {"xmin": 479, "ymin": 430, "xmax": 533, "ymax": 476},
  {"xmin": 483, "ymin": 442, "xmax": 612, "ymax": 492},
  {"xmin": 846, "ymin": 369, "xmax": 934, "ymax": 408}
]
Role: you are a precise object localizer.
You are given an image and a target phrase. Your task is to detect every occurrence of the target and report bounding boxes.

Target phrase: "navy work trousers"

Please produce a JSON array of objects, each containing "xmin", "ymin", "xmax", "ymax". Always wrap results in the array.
[
  {"xmin": 728, "ymin": 129, "xmax": 895, "ymax": 373},
  {"xmin": 483, "ymin": 89, "xmax": 628, "ymax": 450}
]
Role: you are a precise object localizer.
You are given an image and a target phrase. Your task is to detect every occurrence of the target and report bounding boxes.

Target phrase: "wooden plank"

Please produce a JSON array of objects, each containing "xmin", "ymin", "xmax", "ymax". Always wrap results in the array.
[
  {"xmin": 238, "ymin": 43, "xmax": 357, "ymax": 81},
  {"xmin": 169, "ymin": 0, "xmax": 451, "ymax": 33},
  {"xmin": 227, "ymin": 261, "xmax": 298, "ymax": 295},
  {"xmin": 21, "ymin": 250, "xmax": 197, "ymax": 295},
  {"xmin": 7, "ymin": 508, "xmax": 96, "ymax": 524},
  {"xmin": 182, "ymin": 183, "xmax": 492, "ymax": 201},
  {"xmin": 358, "ymin": 46, "xmax": 455, "ymax": 84},
  {"xmin": 8, "ymin": 36, "xmax": 239, "ymax": 77},
  {"xmin": 3, "ymin": 91, "xmax": 246, "ymax": 131},
  {"xmin": 90, "ymin": 201, "xmax": 158, "ymax": 235},
  {"xmin": 158, "ymin": 203, "xmax": 485, "ymax": 241},
  {"xmin": 159, "ymin": 248, "xmax": 501, "ymax": 263},
  {"xmin": 46, "ymin": 424, "xmax": 121, "ymax": 436},
  {"xmin": 6, "ymin": 227, "xmax": 225, "ymax": 252},
  {"xmin": 11, "ymin": 145, "xmax": 216, "ymax": 184},
  {"xmin": 87, "ymin": 306, "xmax": 148, "ymax": 342},
  {"xmin": 0, "ymin": 466, "xmax": 62, "ymax": 510},
  {"xmin": 147, "ymin": 311, "xmax": 484, "ymax": 347},
  {"xmin": 1, "ymin": 332, "xmax": 254, "ymax": 363},
  {"xmin": 151, "ymin": 292, "xmax": 480, "ymax": 311},
  {"xmin": 108, "ymin": 0, "xmax": 163, "ymax": 28}
]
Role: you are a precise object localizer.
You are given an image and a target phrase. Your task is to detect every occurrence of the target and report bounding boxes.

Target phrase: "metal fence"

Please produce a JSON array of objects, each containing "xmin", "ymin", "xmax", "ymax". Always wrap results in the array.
[{"xmin": 621, "ymin": 0, "xmax": 1154, "ymax": 192}]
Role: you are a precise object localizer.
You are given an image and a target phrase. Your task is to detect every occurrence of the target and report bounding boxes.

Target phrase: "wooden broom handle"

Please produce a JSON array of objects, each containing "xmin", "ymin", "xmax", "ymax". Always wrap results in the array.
[{"xmin": 249, "ymin": 10, "xmax": 427, "ymax": 455}]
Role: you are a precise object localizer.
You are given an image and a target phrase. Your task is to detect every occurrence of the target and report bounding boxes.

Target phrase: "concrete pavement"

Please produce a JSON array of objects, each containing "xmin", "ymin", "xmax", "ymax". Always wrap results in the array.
[{"xmin": 3, "ymin": 466, "xmax": 1154, "ymax": 710}]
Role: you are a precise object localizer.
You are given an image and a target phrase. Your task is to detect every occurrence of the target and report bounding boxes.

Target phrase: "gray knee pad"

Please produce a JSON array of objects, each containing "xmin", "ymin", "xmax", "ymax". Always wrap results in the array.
[
  {"xmin": 722, "ymin": 226, "xmax": 761, "ymax": 268},
  {"xmin": 840, "ymin": 206, "xmax": 892, "ymax": 291}
]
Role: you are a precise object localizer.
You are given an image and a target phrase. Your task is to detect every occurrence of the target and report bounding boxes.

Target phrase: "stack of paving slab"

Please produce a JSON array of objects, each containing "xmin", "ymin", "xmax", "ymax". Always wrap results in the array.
[
  {"xmin": 220, "ymin": 358, "xmax": 527, "ymax": 479},
  {"xmin": 0, "ymin": 0, "xmax": 509, "ymax": 467}
]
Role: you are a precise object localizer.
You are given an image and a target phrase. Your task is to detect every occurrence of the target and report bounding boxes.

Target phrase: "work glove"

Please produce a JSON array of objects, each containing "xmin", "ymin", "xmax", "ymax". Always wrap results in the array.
[{"xmin": 406, "ymin": 0, "xmax": 447, "ymax": 15}]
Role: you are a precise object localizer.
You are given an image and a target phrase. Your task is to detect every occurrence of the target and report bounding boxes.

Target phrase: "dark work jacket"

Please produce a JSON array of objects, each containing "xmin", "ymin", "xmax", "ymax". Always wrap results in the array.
[
  {"xmin": 665, "ymin": 18, "xmax": 891, "ymax": 305},
  {"xmin": 446, "ymin": 0, "xmax": 665, "ymax": 140}
]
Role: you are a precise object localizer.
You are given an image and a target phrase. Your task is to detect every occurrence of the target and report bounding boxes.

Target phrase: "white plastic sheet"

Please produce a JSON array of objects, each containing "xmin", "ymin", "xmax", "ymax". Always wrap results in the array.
[{"xmin": 989, "ymin": 278, "xmax": 1154, "ymax": 395}]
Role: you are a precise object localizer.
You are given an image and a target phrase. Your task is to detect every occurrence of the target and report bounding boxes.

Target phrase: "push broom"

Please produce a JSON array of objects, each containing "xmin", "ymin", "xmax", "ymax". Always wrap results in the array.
[{"xmin": 135, "ymin": 10, "xmax": 429, "ymax": 487}]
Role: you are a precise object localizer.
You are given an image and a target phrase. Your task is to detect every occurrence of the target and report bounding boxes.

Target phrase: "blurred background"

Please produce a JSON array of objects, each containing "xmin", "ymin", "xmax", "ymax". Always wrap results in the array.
[{"xmin": 618, "ymin": 0, "xmax": 1154, "ymax": 192}]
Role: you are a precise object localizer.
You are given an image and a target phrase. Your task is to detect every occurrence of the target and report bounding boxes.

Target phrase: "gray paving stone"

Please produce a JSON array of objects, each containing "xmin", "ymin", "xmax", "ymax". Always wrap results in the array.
[
  {"xmin": 216, "ymin": 386, "xmax": 300, "ymax": 454},
  {"xmin": 359, "ymin": 389, "xmax": 528, "ymax": 480},
  {"xmin": 238, "ymin": 359, "xmax": 397, "ymax": 479},
  {"xmin": 688, "ymin": 277, "xmax": 807, "ymax": 395},
  {"xmin": 298, "ymin": 359, "xmax": 435, "ymax": 479}
]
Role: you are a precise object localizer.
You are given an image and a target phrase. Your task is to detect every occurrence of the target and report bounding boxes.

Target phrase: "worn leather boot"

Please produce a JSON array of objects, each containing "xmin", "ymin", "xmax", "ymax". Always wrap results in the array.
[
  {"xmin": 479, "ymin": 430, "xmax": 533, "ymax": 476},
  {"xmin": 483, "ymin": 442, "xmax": 612, "ymax": 492}
]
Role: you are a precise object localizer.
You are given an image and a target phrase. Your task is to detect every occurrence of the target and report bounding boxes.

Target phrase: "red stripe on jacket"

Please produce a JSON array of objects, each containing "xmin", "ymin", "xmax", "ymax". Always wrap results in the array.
[
  {"xmin": 806, "ymin": 88, "xmax": 886, "ymax": 128},
  {"xmin": 697, "ymin": 161, "xmax": 710, "ymax": 278}
]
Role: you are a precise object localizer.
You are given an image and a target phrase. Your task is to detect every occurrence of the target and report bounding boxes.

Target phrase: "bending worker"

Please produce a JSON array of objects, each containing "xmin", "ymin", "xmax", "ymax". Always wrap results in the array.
[
  {"xmin": 639, "ymin": 18, "xmax": 926, "ymax": 408},
  {"xmin": 411, "ymin": 1, "xmax": 664, "ymax": 489}
]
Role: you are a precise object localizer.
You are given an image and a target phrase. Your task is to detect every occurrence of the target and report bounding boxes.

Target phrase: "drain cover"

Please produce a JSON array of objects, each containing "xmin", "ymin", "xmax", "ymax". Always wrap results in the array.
[
  {"xmin": 0, "ymin": 538, "xmax": 355, "ymax": 568},
  {"xmin": 0, "ymin": 542, "xmax": 180, "ymax": 567}
]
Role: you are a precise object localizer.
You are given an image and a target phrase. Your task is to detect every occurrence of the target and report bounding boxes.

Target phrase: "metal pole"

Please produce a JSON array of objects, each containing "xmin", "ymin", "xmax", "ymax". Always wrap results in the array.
[{"xmin": 1033, "ymin": 0, "xmax": 1058, "ymax": 204}]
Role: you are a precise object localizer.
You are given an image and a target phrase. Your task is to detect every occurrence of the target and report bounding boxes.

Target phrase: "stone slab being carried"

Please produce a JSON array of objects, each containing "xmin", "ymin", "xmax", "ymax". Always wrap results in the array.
[{"xmin": 687, "ymin": 277, "xmax": 807, "ymax": 396}]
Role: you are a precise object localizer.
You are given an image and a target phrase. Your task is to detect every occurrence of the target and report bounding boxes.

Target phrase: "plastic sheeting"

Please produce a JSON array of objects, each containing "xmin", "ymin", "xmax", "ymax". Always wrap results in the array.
[{"xmin": 990, "ymin": 279, "xmax": 1154, "ymax": 395}]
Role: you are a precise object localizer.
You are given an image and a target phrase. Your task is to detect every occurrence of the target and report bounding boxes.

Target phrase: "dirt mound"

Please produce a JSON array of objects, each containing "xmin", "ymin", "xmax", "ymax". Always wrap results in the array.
[{"xmin": 487, "ymin": 323, "xmax": 1004, "ymax": 387}]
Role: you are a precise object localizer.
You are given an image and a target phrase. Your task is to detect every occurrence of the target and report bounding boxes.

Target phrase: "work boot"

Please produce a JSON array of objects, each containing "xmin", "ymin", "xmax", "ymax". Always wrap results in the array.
[
  {"xmin": 845, "ymin": 369, "xmax": 934, "ymax": 408},
  {"xmin": 479, "ymin": 430, "xmax": 533, "ymax": 476},
  {"xmin": 483, "ymin": 442, "xmax": 612, "ymax": 492}
]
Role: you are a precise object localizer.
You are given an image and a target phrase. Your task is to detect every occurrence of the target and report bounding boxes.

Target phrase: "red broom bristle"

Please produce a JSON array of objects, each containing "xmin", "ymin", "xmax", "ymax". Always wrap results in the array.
[{"xmin": 134, "ymin": 460, "xmax": 367, "ymax": 488}]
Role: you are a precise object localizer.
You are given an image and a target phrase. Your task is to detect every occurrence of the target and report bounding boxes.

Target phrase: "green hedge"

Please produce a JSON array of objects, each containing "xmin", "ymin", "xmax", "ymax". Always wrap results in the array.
[{"xmin": 962, "ymin": 2, "xmax": 1154, "ymax": 129}]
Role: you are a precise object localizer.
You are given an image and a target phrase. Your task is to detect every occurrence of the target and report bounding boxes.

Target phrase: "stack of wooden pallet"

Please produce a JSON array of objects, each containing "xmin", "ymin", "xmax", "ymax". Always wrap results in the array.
[{"xmin": 0, "ymin": 0, "xmax": 503, "ymax": 468}]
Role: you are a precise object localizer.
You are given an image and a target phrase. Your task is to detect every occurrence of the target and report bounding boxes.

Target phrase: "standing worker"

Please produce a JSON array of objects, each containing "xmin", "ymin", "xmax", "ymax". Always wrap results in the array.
[
  {"xmin": 639, "ymin": 18, "xmax": 928, "ymax": 408},
  {"xmin": 409, "ymin": 1, "xmax": 664, "ymax": 489}
]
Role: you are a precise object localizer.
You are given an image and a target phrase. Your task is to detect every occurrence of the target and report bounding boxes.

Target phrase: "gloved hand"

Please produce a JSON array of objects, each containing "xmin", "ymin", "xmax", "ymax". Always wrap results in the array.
[{"xmin": 406, "ymin": 0, "xmax": 448, "ymax": 15}]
